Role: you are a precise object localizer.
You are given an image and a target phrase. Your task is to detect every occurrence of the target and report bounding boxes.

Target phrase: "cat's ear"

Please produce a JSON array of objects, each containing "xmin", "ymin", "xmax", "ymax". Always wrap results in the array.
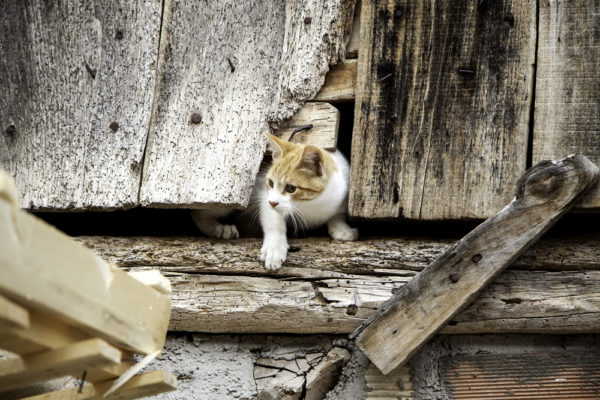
[
  {"xmin": 300, "ymin": 145, "xmax": 323, "ymax": 177},
  {"xmin": 265, "ymin": 133, "xmax": 292, "ymax": 159}
]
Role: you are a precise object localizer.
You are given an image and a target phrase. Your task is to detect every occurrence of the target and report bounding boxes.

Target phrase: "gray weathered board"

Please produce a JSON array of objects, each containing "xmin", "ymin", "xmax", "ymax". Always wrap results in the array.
[
  {"xmin": 0, "ymin": 0, "xmax": 161, "ymax": 210},
  {"xmin": 77, "ymin": 234, "xmax": 600, "ymax": 335},
  {"xmin": 352, "ymin": 155, "xmax": 599, "ymax": 375},
  {"xmin": 349, "ymin": 0, "xmax": 536, "ymax": 220},
  {"xmin": 139, "ymin": 0, "xmax": 355, "ymax": 208},
  {"xmin": 533, "ymin": 0, "xmax": 600, "ymax": 208}
]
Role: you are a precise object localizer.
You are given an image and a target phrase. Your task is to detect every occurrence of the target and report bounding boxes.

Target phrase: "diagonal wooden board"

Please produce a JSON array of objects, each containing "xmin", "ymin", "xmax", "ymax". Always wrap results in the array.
[{"xmin": 351, "ymin": 154, "xmax": 599, "ymax": 375}]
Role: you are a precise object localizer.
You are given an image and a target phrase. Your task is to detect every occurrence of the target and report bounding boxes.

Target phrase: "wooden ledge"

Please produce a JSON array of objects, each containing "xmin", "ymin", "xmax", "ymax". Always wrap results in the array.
[{"xmin": 77, "ymin": 236, "xmax": 600, "ymax": 335}]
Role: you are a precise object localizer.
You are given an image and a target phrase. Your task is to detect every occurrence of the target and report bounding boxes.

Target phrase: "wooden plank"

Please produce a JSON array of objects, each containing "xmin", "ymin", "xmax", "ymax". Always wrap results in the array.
[
  {"xmin": 345, "ymin": 0, "xmax": 361, "ymax": 59},
  {"xmin": 139, "ymin": 0, "xmax": 354, "ymax": 208},
  {"xmin": 0, "ymin": 0, "xmax": 161, "ymax": 210},
  {"xmin": 532, "ymin": 0, "xmax": 600, "ymax": 208},
  {"xmin": 440, "ymin": 353, "xmax": 600, "ymax": 399},
  {"xmin": 0, "ymin": 294, "xmax": 29, "ymax": 331},
  {"xmin": 274, "ymin": 102, "xmax": 339, "ymax": 150},
  {"xmin": 349, "ymin": 0, "xmax": 536, "ymax": 220},
  {"xmin": 0, "ymin": 338, "xmax": 120, "ymax": 391},
  {"xmin": 0, "ymin": 198, "xmax": 171, "ymax": 354},
  {"xmin": 365, "ymin": 363, "xmax": 414, "ymax": 400},
  {"xmin": 76, "ymin": 235, "xmax": 600, "ymax": 276},
  {"xmin": 165, "ymin": 269, "xmax": 600, "ymax": 335},
  {"xmin": 313, "ymin": 60, "xmax": 357, "ymax": 102},
  {"xmin": 21, "ymin": 370, "xmax": 178, "ymax": 400},
  {"xmin": 351, "ymin": 155, "xmax": 599, "ymax": 375}
]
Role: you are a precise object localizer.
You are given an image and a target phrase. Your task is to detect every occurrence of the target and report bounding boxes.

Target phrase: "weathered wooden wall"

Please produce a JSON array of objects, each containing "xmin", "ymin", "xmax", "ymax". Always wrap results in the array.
[
  {"xmin": 0, "ymin": 0, "xmax": 162, "ymax": 210},
  {"xmin": 140, "ymin": 0, "xmax": 355, "ymax": 208},
  {"xmin": 533, "ymin": 0, "xmax": 600, "ymax": 208},
  {"xmin": 349, "ymin": 0, "xmax": 536, "ymax": 220}
]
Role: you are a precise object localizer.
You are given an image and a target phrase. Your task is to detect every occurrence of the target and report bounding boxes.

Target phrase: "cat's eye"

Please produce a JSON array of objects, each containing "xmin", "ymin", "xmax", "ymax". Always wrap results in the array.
[
  {"xmin": 285, "ymin": 184, "xmax": 297, "ymax": 194},
  {"xmin": 267, "ymin": 179, "xmax": 274, "ymax": 188}
]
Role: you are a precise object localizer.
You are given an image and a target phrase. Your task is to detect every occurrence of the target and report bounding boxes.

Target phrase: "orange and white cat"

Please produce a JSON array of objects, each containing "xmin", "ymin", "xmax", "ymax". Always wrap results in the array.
[{"xmin": 192, "ymin": 133, "xmax": 358, "ymax": 270}]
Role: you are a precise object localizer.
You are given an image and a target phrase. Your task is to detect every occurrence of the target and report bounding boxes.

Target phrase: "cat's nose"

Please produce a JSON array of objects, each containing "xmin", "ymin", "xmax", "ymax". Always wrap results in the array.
[{"xmin": 269, "ymin": 201, "xmax": 279, "ymax": 208}]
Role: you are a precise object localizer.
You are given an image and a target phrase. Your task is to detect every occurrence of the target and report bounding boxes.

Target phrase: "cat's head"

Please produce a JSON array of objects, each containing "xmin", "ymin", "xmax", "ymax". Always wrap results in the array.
[{"xmin": 263, "ymin": 133, "xmax": 336, "ymax": 216}]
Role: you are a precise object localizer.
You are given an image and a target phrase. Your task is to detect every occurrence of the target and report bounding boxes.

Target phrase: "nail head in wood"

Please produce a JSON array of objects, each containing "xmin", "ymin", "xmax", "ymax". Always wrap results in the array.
[
  {"xmin": 115, "ymin": 30, "xmax": 124, "ymax": 40},
  {"xmin": 6, "ymin": 125, "xmax": 16, "ymax": 136},
  {"xmin": 304, "ymin": 17, "xmax": 312, "ymax": 24},
  {"xmin": 109, "ymin": 122, "xmax": 119, "ymax": 132},
  {"xmin": 472, "ymin": 254, "xmax": 482, "ymax": 263},
  {"xmin": 190, "ymin": 113, "xmax": 202, "ymax": 124},
  {"xmin": 449, "ymin": 274, "xmax": 460, "ymax": 283}
]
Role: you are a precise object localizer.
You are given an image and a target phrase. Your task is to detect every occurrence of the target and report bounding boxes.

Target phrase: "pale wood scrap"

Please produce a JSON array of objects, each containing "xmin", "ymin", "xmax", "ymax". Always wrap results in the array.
[
  {"xmin": 0, "ymin": 198, "xmax": 171, "ymax": 355},
  {"xmin": 349, "ymin": 0, "xmax": 536, "ymax": 220},
  {"xmin": 275, "ymin": 102, "xmax": 339, "ymax": 150},
  {"xmin": 305, "ymin": 347, "xmax": 351, "ymax": 400},
  {"xmin": 0, "ymin": 294, "xmax": 29, "ymax": 331},
  {"xmin": 365, "ymin": 363, "xmax": 414, "ymax": 400},
  {"xmin": 0, "ymin": 338, "xmax": 120, "ymax": 392},
  {"xmin": 352, "ymin": 155, "xmax": 599, "ymax": 375},
  {"xmin": 21, "ymin": 370, "xmax": 178, "ymax": 400},
  {"xmin": 313, "ymin": 60, "xmax": 357, "ymax": 102},
  {"xmin": 439, "ymin": 353, "xmax": 600, "ymax": 399},
  {"xmin": 140, "ymin": 0, "xmax": 354, "ymax": 208},
  {"xmin": 533, "ymin": 0, "xmax": 600, "ymax": 208},
  {"xmin": 0, "ymin": 0, "xmax": 161, "ymax": 210}
]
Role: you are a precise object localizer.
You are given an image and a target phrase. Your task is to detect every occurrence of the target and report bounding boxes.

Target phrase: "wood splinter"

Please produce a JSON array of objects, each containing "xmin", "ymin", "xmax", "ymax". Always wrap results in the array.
[{"xmin": 351, "ymin": 154, "xmax": 600, "ymax": 375}]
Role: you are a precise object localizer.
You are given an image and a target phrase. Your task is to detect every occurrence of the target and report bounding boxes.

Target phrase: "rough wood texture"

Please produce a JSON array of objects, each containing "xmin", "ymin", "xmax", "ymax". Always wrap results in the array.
[
  {"xmin": 75, "ymin": 235, "xmax": 600, "ymax": 336},
  {"xmin": 76, "ymin": 235, "xmax": 600, "ymax": 276},
  {"xmin": 533, "ymin": 0, "xmax": 600, "ymax": 208},
  {"xmin": 0, "ymin": 0, "xmax": 161, "ymax": 210},
  {"xmin": 365, "ymin": 363, "xmax": 413, "ymax": 400},
  {"xmin": 352, "ymin": 155, "xmax": 599, "ymax": 375},
  {"xmin": 140, "ymin": 0, "xmax": 355, "ymax": 208},
  {"xmin": 440, "ymin": 353, "xmax": 600, "ymax": 399},
  {"xmin": 0, "ymin": 197, "xmax": 171, "ymax": 354},
  {"xmin": 22, "ymin": 370, "xmax": 178, "ymax": 400},
  {"xmin": 275, "ymin": 102, "xmax": 339, "ymax": 150},
  {"xmin": 350, "ymin": 0, "xmax": 536, "ymax": 220},
  {"xmin": 0, "ymin": 338, "xmax": 120, "ymax": 392},
  {"xmin": 313, "ymin": 60, "xmax": 357, "ymax": 102}
]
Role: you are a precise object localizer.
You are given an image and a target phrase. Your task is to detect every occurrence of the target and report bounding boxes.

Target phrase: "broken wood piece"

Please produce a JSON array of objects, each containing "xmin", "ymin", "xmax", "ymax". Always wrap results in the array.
[
  {"xmin": 352, "ymin": 154, "xmax": 599, "ymax": 375},
  {"xmin": 21, "ymin": 369, "xmax": 178, "ymax": 400},
  {"xmin": 313, "ymin": 60, "xmax": 357, "ymax": 102},
  {"xmin": 274, "ymin": 102, "xmax": 339, "ymax": 150},
  {"xmin": 0, "ymin": 171, "xmax": 18, "ymax": 207},
  {"xmin": 127, "ymin": 270, "xmax": 172, "ymax": 295},
  {"xmin": 305, "ymin": 347, "xmax": 351, "ymax": 400},
  {"xmin": 0, "ymin": 194, "xmax": 171, "ymax": 355},
  {"xmin": 0, "ymin": 338, "xmax": 120, "ymax": 392},
  {"xmin": 0, "ymin": 294, "xmax": 29, "ymax": 332},
  {"xmin": 345, "ymin": 0, "xmax": 360, "ymax": 59}
]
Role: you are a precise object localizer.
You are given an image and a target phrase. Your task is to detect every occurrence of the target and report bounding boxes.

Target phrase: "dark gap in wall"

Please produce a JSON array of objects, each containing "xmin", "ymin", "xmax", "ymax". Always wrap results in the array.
[{"xmin": 526, "ymin": 0, "xmax": 540, "ymax": 169}]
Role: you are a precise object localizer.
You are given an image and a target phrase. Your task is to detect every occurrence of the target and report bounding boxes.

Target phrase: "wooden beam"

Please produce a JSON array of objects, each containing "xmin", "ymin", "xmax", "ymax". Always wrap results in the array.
[
  {"xmin": 351, "ymin": 155, "xmax": 599, "ymax": 375},
  {"xmin": 0, "ymin": 197, "xmax": 171, "ymax": 355},
  {"xmin": 313, "ymin": 60, "xmax": 357, "ymax": 102},
  {"xmin": 0, "ymin": 338, "xmax": 120, "ymax": 391},
  {"xmin": 349, "ymin": 0, "xmax": 536, "ymax": 220},
  {"xmin": 0, "ymin": 294, "xmax": 29, "ymax": 331},
  {"xmin": 139, "ymin": 0, "xmax": 354, "ymax": 209},
  {"xmin": 274, "ymin": 102, "xmax": 339, "ymax": 150},
  {"xmin": 533, "ymin": 0, "xmax": 600, "ymax": 208},
  {"xmin": 21, "ymin": 370, "xmax": 178, "ymax": 400},
  {"xmin": 365, "ymin": 363, "xmax": 414, "ymax": 400},
  {"xmin": 0, "ymin": 1, "xmax": 161, "ymax": 210}
]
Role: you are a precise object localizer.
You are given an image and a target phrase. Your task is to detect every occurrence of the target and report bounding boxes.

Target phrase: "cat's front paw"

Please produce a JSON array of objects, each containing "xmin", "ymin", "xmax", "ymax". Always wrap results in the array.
[
  {"xmin": 330, "ymin": 227, "xmax": 359, "ymax": 241},
  {"xmin": 260, "ymin": 239, "xmax": 288, "ymax": 270},
  {"xmin": 213, "ymin": 224, "xmax": 239, "ymax": 239}
]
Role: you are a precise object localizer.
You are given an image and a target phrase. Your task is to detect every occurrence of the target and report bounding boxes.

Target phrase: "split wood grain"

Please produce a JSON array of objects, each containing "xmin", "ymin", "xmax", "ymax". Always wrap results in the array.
[
  {"xmin": 313, "ymin": 60, "xmax": 357, "ymax": 102},
  {"xmin": 0, "ymin": 338, "xmax": 121, "ymax": 392},
  {"xmin": 76, "ymin": 235, "xmax": 600, "ymax": 277},
  {"xmin": 349, "ymin": 0, "xmax": 536, "ymax": 220},
  {"xmin": 275, "ymin": 102, "xmax": 339, "ymax": 150},
  {"xmin": 533, "ymin": 0, "xmax": 600, "ymax": 208},
  {"xmin": 352, "ymin": 155, "xmax": 599, "ymax": 375},
  {"xmin": 0, "ymin": 198, "xmax": 171, "ymax": 355},
  {"xmin": 22, "ymin": 370, "xmax": 178, "ymax": 400},
  {"xmin": 140, "ymin": 0, "xmax": 354, "ymax": 208},
  {"xmin": 0, "ymin": 0, "xmax": 161, "ymax": 210}
]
